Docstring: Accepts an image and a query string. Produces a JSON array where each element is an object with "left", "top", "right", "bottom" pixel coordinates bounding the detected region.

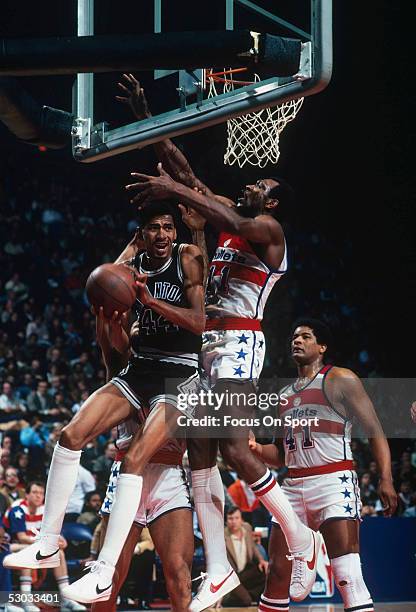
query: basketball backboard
[{"left": 70, "top": 0, "right": 332, "bottom": 162}]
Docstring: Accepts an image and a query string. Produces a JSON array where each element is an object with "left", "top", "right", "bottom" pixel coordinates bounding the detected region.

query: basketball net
[{"left": 207, "top": 68, "right": 303, "bottom": 168}]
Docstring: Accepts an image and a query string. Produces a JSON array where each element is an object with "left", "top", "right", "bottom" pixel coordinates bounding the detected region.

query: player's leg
[
  {"left": 61, "top": 401, "right": 180, "bottom": 603},
  {"left": 187, "top": 435, "right": 241, "bottom": 612},
  {"left": 258, "top": 524, "right": 291, "bottom": 612},
  {"left": 218, "top": 381, "right": 317, "bottom": 550},
  {"left": 218, "top": 379, "right": 320, "bottom": 601},
  {"left": 187, "top": 437, "right": 234, "bottom": 577},
  {"left": 90, "top": 516, "right": 142, "bottom": 612},
  {"left": 150, "top": 509, "right": 194, "bottom": 612},
  {"left": 321, "top": 519, "right": 374, "bottom": 612},
  {"left": 3, "top": 385, "right": 133, "bottom": 571}
]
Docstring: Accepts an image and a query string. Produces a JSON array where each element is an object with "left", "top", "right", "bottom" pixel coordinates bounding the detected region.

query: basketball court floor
[{"left": 117, "top": 605, "right": 416, "bottom": 611}]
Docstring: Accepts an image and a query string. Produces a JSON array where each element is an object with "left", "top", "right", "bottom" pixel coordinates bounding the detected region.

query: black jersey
[{"left": 130, "top": 243, "right": 201, "bottom": 367}]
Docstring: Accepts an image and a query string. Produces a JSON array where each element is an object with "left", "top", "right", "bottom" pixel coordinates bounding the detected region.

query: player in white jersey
[
  {"left": 121, "top": 74, "right": 320, "bottom": 610},
  {"left": 249, "top": 318, "right": 397, "bottom": 612}
]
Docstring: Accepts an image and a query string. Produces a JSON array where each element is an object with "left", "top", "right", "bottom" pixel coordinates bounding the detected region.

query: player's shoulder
[
  {"left": 180, "top": 242, "right": 201, "bottom": 256},
  {"left": 327, "top": 366, "right": 358, "bottom": 379},
  {"left": 255, "top": 214, "right": 285, "bottom": 239},
  {"left": 326, "top": 366, "right": 360, "bottom": 389}
]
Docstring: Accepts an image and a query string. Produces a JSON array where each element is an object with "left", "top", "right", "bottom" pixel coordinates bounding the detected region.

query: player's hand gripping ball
[{"left": 86, "top": 263, "right": 138, "bottom": 318}]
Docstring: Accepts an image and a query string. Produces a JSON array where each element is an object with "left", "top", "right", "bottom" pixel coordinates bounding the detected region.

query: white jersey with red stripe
[
  {"left": 206, "top": 232, "right": 287, "bottom": 323},
  {"left": 279, "top": 365, "right": 353, "bottom": 474}
]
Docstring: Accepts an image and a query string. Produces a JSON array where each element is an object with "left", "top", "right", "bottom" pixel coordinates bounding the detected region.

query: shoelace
[
  {"left": 84, "top": 560, "right": 105, "bottom": 574},
  {"left": 286, "top": 554, "right": 306, "bottom": 583},
  {"left": 191, "top": 572, "right": 208, "bottom": 596}
]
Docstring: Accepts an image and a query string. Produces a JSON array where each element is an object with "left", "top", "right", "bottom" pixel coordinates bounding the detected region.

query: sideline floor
[{"left": 117, "top": 604, "right": 416, "bottom": 611}]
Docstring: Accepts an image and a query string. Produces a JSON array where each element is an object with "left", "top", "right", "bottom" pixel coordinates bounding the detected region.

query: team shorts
[
  {"left": 200, "top": 329, "right": 266, "bottom": 387},
  {"left": 101, "top": 460, "right": 192, "bottom": 527},
  {"left": 111, "top": 356, "right": 199, "bottom": 419},
  {"left": 272, "top": 469, "right": 362, "bottom": 531}
]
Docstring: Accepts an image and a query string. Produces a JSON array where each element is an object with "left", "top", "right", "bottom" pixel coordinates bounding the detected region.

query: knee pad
[{"left": 331, "top": 553, "right": 373, "bottom": 611}]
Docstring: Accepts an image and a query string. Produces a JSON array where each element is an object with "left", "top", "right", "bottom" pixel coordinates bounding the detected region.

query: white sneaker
[
  {"left": 288, "top": 530, "right": 323, "bottom": 602},
  {"left": 2, "top": 539, "right": 60, "bottom": 570},
  {"left": 60, "top": 598, "right": 87, "bottom": 611},
  {"left": 189, "top": 568, "right": 240, "bottom": 612},
  {"left": 4, "top": 605, "right": 24, "bottom": 612},
  {"left": 21, "top": 604, "right": 41, "bottom": 612},
  {"left": 61, "top": 560, "right": 115, "bottom": 603}
]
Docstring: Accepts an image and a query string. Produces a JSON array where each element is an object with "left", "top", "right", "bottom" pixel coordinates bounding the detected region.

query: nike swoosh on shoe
[
  {"left": 209, "top": 570, "right": 234, "bottom": 594},
  {"left": 96, "top": 584, "right": 112, "bottom": 595},
  {"left": 35, "top": 549, "right": 59, "bottom": 561}
]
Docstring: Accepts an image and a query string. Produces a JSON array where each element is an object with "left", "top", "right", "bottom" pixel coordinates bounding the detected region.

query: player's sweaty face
[
  {"left": 142, "top": 214, "right": 176, "bottom": 260},
  {"left": 291, "top": 326, "right": 322, "bottom": 363},
  {"left": 240, "top": 178, "right": 278, "bottom": 212}
]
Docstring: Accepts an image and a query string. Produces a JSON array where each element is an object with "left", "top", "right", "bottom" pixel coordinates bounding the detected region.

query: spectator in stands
[
  {"left": 397, "top": 481, "right": 413, "bottom": 515},
  {"left": 0, "top": 466, "right": 25, "bottom": 508},
  {"left": 15, "top": 451, "right": 31, "bottom": 485},
  {"left": 3, "top": 481, "right": 86, "bottom": 611},
  {"left": 1, "top": 435, "right": 13, "bottom": 453},
  {"left": 0, "top": 510, "right": 12, "bottom": 598},
  {"left": 19, "top": 414, "right": 49, "bottom": 450},
  {"left": 0, "top": 382, "right": 26, "bottom": 414},
  {"left": 368, "top": 460, "right": 379, "bottom": 488},
  {"left": 76, "top": 490, "right": 102, "bottom": 532},
  {"left": 4, "top": 273, "right": 28, "bottom": 303},
  {"left": 26, "top": 380, "right": 57, "bottom": 418},
  {"left": 65, "top": 464, "right": 96, "bottom": 522},
  {"left": 0, "top": 449, "right": 11, "bottom": 471},
  {"left": 16, "top": 373, "right": 35, "bottom": 402},
  {"left": 91, "top": 441, "right": 116, "bottom": 483},
  {"left": 222, "top": 506, "right": 268, "bottom": 607}
]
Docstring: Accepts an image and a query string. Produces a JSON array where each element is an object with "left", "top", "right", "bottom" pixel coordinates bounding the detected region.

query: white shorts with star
[
  {"left": 101, "top": 461, "right": 192, "bottom": 526},
  {"left": 200, "top": 329, "right": 265, "bottom": 387},
  {"left": 271, "top": 469, "right": 362, "bottom": 531}
]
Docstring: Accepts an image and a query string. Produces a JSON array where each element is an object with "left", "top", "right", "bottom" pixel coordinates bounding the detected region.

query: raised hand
[
  {"left": 94, "top": 307, "right": 129, "bottom": 355},
  {"left": 116, "top": 73, "right": 151, "bottom": 120},
  {"left": 126, "top": 163, "right": 177, "bottom": 208}
]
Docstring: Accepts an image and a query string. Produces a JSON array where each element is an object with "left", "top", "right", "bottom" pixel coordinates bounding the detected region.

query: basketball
[{"left": 85, "top": 263, "right": 137, "bottom": 318}]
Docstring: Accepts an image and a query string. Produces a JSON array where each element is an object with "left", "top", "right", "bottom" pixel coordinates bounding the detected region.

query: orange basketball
[{"left": 86, "top": 263, "right": 137, "bottom": 318}]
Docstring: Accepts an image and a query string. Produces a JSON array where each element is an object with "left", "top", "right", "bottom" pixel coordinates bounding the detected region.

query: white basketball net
[{"left": 207, "top": 70, "right": 304, "bottom": 168}]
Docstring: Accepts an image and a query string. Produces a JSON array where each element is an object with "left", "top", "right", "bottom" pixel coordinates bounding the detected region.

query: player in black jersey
[{"left": 4, "top": 203, "right": 205, "bottom": 610}]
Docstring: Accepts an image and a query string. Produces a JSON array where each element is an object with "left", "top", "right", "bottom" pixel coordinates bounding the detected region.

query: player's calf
[
  {"left": 331, "top": 553, "right": 374, "bottom": 612},
  {"left": 163, "top": 559, "right": 191, "bottom": 612}
]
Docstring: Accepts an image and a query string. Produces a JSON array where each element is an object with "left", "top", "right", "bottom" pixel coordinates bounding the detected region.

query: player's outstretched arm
[
  {"left": 328, "top": 367, "right": 398, "bottom": 516},
  {"left": 134, "top": 244, "right": 205, "bottom": 335},
  {"left": 116, "top": 73, "right": 213, "bottom": 195},
  {"left": 126, "top": 164, "right": 284, "bottom": 245},
  {"left": 179, "top": 201, "right": 209, "bottom": 286}
]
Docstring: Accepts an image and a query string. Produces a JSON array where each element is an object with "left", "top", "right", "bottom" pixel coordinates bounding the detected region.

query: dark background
[{"left": 0, "top": 1, "right": 414, "bottom": 376}]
